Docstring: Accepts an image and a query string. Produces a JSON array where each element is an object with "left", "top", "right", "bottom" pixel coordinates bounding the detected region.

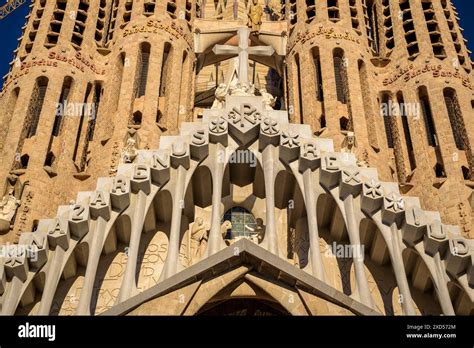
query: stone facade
[{"left": 0, "top": 0, "right": 472, "bottom": 316}]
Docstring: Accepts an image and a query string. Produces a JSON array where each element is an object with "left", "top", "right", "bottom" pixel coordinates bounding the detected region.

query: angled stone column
[
  {"left": 117, "top": 165, "right": 151, "bottom": 303},
  {"left": 37, "top": 217, "right": 73, "bottom": 315},
  {"left": 262, "top": 144, "right": 279, "bottom": 255},
  {"left": 424, "top": 221, "right": 456, "bottom": 315},
  {"left": 161, "top": 142, "right": 190, "bottom": 280},
  {"left": 299, "top": 141, "right": 326, "bottom": 281},
  {"left": 207, "top": 144, "right": 226, "bottom": 256},
  {"left": 337, "top": 165, "right": 373, "bottom": 308},
  {"left": 76, "top": 191, "right": 111, "bottom": 315},
  {"left": 376, "top": 192, "right": 416, "bottom": 315},
  {"left": 2, "top": 246, "right": 29, "bottom": 315}
]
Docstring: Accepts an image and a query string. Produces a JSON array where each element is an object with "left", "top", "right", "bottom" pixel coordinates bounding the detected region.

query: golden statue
[{"left": 247, "top": 0, "right": 263, "bottom": 34}]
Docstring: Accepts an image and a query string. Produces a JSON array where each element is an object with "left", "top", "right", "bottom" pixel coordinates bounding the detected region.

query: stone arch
[
  {"left": 402, "top": 248, "right": 442, "bottom": 315},
  {"left": 316, "top": 193, "right": 348, "bottom": 294},
  {"left": 180, "top": 165, "right": 213, "bottom": 266},
  {"left": 14, "top": 271, "right": 46, "bottom": 315},
  {"left": 275, "top": 169, "right": 308, "bottom": 268},
  {"left": 88, "top": 214, "right": 132, "bottom": 315},
  {"left": 49, "top": 241, "right": 89, "bottom": 315},
  {"left": 447, "top": 281, "right": 474, "bottom": 315},
  {"left": 222, "top": 148, "right": 265, "bottom": 207},
  {"left": 135, "top": 190, "right": 172, "bottom": 291},
  {"left": 358, "top": 218, "right": 403, "bottom": 315}
]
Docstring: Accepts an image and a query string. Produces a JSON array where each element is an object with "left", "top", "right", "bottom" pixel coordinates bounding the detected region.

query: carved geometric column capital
[
  {"left": 4, "top": 246, "right": 28, "bottom": 281},
  {"left": 209, "top": 117, "right": 228, "bottom": 146},
  {"left": 382, "top": 192, "right": 405, "bottom": 225},
  {"left": 423, "top": 220, "right": 449, "bottom": 256},
  {"left": 260, "top": 117, "right": 280, "bottom": 149},
  {"left": 170, "top": 141, "right": 190, "bottom": 169},
  {"left": 89, "top": 190, "right": 111, "bottom": 220},
  {"left": 151, "top": 151, "right": 170, "bottom": 186},
  {"left": 19, "top": 232, "right": 48, "bottom": 270},
  {"left": 190, "top": 129, "right": 209, "bottom": 161},
  {"left": 111, "top": 176, "right": 131, "bottom": 211},
  {"left": 279, "top": 131, "right": 301, "bottom": 163},
  {"left": 445, "top": 238, "right": 471, "bottom": 277},
  {"left": 320, "top": 153, "right": 341, "bottom": 189},
  {"left": 69, "top": 204, "right": 91, "bottom": 238},
  {"left": 402, "top": 206, "right": 428, "bottom": 245},
  {"left": 361, "top": 178, "right": 384, "bottom": 215},
  {"left": 47, "top": 218, "right": 70, "bottom": 250},
  {"left": 131, "top": 164, "right": 151, "bottom": 193},
  {"left": 299, "top": 141, "right": 321, "bottom": 172},
  {"left": 339, "top": 166, "right": 362, "bottom": 198}
]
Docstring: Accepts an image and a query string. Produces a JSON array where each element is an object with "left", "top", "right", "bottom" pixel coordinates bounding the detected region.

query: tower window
[
  {"left": 159, "top": 43, "right": 172, "bottom": 97},
  {"left": 27, "top": 77, "right": 48, "bottom": 138},
  {"left": 419, "top": 92, "right": 438, "bottom": 147},
  {"left": 333, "top": 50, "right": 347, "bottom": 104},
  {"left": 137, "top": 43, "right": 151, "bottom": 98},
  {"left": 444, "top": 89, "right": 466, "bottom": 150}
]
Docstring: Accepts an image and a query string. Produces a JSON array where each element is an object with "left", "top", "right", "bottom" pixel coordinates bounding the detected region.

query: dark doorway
[{"left": 197, "top": 298, "right": 290, "bottom": 316}]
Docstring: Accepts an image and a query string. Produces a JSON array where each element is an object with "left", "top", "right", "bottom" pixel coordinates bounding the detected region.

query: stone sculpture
[
  {"left": 248, "top": 0, "right": 263, "bottom": 33},
  {"left": 121, "top": 128, "right": 140, "bottom": 164},
  {"left": 0, "top": 187, "right": 20, "bottom": 233}
]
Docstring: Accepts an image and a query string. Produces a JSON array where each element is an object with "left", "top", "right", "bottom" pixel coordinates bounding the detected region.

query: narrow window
[
  {"left": 312, "top": 47, "right": 324, "bottom": 102},
  {"left": 444, "top": 88, "right": 466, "bottom": 150},
  {"left": 159, "top": 43, "right": 172, "bottom": 97},
  {"left": 137, "top": 43, "right": 151, "bottom": 98},
  {"left": 397, "top": 92, "right": 416, "bottom": 171},
  {"left": 333, "top": 50, "right": 347, "bottom": 104},
  {"left": 27, "top": 77, "right": 48, "bottom": 138},
  {"left": 295, "top": 54, "right": 304, "bottom": 123}
]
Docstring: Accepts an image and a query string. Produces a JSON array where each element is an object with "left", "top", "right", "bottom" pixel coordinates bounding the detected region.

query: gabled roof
[{"left": 103, "top": 239, "right": 380, "bottom": 316}]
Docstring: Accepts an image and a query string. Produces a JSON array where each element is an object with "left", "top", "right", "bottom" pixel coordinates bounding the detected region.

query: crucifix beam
[{"left": 212, "top": 27, "right": 275, "bottom": 85}]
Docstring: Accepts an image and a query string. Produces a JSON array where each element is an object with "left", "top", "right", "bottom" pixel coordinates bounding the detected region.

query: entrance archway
[{"left": 197, "top": 298, "right": 290, "bottom": 316}]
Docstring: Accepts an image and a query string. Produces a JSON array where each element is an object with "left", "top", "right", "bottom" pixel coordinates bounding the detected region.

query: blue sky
[{"left": 0, "top": 0, "right": 473, "bottom": 82}]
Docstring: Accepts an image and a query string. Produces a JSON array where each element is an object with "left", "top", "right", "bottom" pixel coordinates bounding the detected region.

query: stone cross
[{"left": 212, "top": 27, "right": 275, "bottom": 86}]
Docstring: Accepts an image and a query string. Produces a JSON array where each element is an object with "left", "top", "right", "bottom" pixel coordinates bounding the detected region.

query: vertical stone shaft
[
  {"left": 262, "top": 146, "right": 278, "bottom": 255},
  {"left": 342, "top": 195, "right": 373, "bottom": 308},
  {"left": 162, "top": 165, "right": 187, "bottom": 279},
  {"left": 207, "top": 144, "right": 225, "bottom": 256},
  {"left": 37, "top": 247, "right": 67, "bottom": 315},
  {"left": 433, "top": 253, "right": 456, "bottom": 315},
  {"left": 117, "top": 190, "right": 147, "bottom": 303},
  {"left": 302, "top": 170, "right": 326, "bottom": 281},
  {"left": 389, "top": 222, "right": 416, "bottom": 315},
  {"left": 76, "top": 217, "right": 108, "bottom": 315}
]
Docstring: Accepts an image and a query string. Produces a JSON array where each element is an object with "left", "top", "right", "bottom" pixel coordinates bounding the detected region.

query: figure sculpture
[
  {"left": 0, "top": 187, "right": 20, "bottom": 233},
  {"left": 189, "top": 217, "right": 210, "bottom": 263},
  {"left": 211, "top": 83, "right": 227, "bottom": 110},
  {"left": 260, "top": 87, "right": 277, "bottom": 110},
  {"left": 247, "top": 0, "right": 263, "bottom": 34},
  {"left": 121, "top": 128, "right": 140, "bottom": 163}
]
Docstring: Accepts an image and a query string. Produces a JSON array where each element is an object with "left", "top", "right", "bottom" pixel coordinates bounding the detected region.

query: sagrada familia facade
[{"left": 0, "top": 0, "right": 472, "bottom": 316}]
